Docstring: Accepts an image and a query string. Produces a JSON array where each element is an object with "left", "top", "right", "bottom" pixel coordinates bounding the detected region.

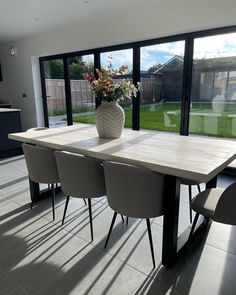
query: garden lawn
[{"left": 72, "top": 102, "right": 236, "bottom": 138}]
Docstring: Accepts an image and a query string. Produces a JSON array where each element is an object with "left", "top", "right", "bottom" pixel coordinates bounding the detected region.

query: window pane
[
  {"left": 190, "top": 32, "right": 236, "bottom": 138},
  {"left": 43, "top": 59, "right": 67, "bottom": 128},
  {"left": 101, "top": 49, "right": 133, "bottom": 128},
  {"left": 140, "top": 41, "right": 185, "bottom": 132},
  {"left": 68, "top": 55, "right": 95, "bottom": 125}
]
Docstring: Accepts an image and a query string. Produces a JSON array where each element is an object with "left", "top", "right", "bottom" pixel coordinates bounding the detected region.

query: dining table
[{"left": 8, "top": 123, "right": 236, "bottom": 267}]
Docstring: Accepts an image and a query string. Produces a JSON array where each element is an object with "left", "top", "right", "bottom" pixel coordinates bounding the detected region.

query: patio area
[{"left": 1, "top": 155, "right": 236, "bottom": 295}]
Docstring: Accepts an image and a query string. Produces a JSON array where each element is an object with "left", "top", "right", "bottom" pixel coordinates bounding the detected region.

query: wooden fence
[{"left": 46, "top": 78, "right": 161, "bottom": 112}]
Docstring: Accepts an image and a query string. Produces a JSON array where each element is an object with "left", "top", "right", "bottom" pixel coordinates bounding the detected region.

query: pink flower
[{"left": 83, "top": 72, "right": 95, "bottom": 83}]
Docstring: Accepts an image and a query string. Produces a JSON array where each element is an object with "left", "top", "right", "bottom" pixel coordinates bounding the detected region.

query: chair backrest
[
  {"left": 55, "top": 151, "right": 106, "bottom": 198},
  {"left": 214, "top": 182, "right": 236, "bottom": 225},
  {"left": 103, "top": 161, "right": 164, "bottom": 218},
  {"left": 23, "top": 143, "right": 59, "bottom": 184}
]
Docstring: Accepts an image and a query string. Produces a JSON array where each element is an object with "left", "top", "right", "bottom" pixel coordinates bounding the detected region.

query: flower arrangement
[{"left": 83, "top": 60, "right": 141, "bottom": 102}]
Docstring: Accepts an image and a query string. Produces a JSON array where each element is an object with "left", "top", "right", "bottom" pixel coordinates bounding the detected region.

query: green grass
[
  {"left": 48, "top": 106, "right": 94, "bottom": 116},
  {"left": 72, "top": 103, "right": 181, "bottom": 129},
  {"left": 69, "top": 102, "right": 236, "bottom": 138}
]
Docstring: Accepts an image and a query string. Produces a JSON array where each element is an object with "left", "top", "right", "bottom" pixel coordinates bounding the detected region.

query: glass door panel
[
  {"left": 190, "top": 32, "right": 236, "bottom": 138},
  {"left": 101, "top": 49, "right": 133, "bottom": 128},
  {"left": 42, "top": 59, "right": 67, "bottom": 127},
  {"left": 140, "top": 41, "right": 185, "bottom": 132},
  {"left": 68, "top": 55, "right": 95, "bottom": 125}
]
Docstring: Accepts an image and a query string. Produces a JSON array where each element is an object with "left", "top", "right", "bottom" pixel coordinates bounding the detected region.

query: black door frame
[{"left": 39, "top": 25, "right": 236, "bottom": 132}]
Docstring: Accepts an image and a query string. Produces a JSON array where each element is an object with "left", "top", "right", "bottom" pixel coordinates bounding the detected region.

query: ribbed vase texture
[{"left": 95, "top": 101, "right": 125, "bottom": 139}]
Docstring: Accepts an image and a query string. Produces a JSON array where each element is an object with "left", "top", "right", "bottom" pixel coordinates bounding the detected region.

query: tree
[
  {"left": 147, "top": 63, "right": 162, "bottom": 73},
  {"left": 44, "top": 57, "right": 94, "bottom": 80},
  {"left": 44, "top": 59, "right": 64, "bottom": 79},
  {"left": 70, "top": 60, "right": 94, "bottom": 80}
]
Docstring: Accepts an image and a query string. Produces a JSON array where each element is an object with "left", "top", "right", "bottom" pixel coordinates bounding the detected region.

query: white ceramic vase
[{"left": 95, "top": 101, "right": 125, "bottom": 139}]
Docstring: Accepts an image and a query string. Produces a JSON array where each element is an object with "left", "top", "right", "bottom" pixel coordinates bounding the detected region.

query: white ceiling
[{"left": 0, "top": 0, "right": 162, "bottom": 43}]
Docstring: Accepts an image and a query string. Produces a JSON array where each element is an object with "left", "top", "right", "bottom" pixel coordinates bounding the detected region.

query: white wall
[
  {"left": 0, "top": 82, "right": 7, "bottom": 101},
  {"left": 1, "top": 0, "right": 236, "bottom": 130}
]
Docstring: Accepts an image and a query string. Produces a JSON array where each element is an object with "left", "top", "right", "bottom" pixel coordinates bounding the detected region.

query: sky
[{"left": 82, "top": 32, "right": 236, "bottom": 72}]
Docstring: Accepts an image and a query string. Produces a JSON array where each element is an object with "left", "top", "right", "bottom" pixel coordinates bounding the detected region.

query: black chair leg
[
  {"left": 126, "top": 216, "right": 129, "bottom": 225},
  {"left": 121, "top": 215, "right": 124, "bottom": 223},
  {"left": 188, "top": 185, "right": 193, "bottom": 223},
  {"left": 83, "top": 198, "right": 87, "bottom": 206},
  {"left": 104, "top": 212, "right": 117, "bottom": 249},
  {"left": 189, "top": 213, "right": 200, "bottom": 239},
  {"left": 30, "top": 182, "right": 34, "bottom": 209},
  {"left": 146, "top": 219, "right": 155, "bottom": 268},
  {"left": 88, "top": 198, "right": 93, "bottom": 242},
  {"left": 197, "top": 184, "right": 201, "bottom": 193},
  {"left": 62, "top": 196, "right": 70, "bottom": 225},
  {"left": 29, "top": 178, "right": 34, "bottom": 209},
  {"left": 51, "top": 183, "right": 55, "bottom": 221}
]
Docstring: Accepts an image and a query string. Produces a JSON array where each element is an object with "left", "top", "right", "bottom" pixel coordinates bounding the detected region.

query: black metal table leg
[
  {"left": 29, "top": 178, "right": 40, "bottom": 203},
  {"left": 162, "top": 175, "right": 181, "bottom": 267},
  {"left": 162, "top": 174, "right": 218, "bottom": 268},
  {"left": 29, "top": 179, "right": 61, "bottom": 204},
  {"left": 206, "top": 175, "right": 217, "bottom": 189}
]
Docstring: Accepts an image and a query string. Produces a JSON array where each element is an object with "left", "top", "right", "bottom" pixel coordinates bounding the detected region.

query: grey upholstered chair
[
  {"left": 22, "top": 143, "right": 60, "bottom": 220},
  {"left": 103, "top": 161, "right": 164, "bottom": 268},
  {"left": 189, "top": 182, "right": 236, "bottom": 238},
  {"left": 27, "top": 127, "right": 52, "bottom": 190},
  {"left": 54, "top": 151, "right": 106, "bottom": 241},
  {"left": 181, "top": 178, "right": 202, "bottom": 223}
]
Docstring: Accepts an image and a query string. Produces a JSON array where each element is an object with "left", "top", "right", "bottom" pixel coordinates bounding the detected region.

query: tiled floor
[{"left": 1, "top": 155, "right": 236, "bottom": 294}]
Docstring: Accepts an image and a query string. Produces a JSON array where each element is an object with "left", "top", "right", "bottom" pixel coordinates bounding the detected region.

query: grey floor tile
[
  {"left": 134, "top": 280, "right": 183, "bottom": 295},
  {"left": 8, "top": 189, "right": 32, "bottom": 207},
  {"left": 1, "top": 156, "right": 236, "bottom": 295},
  {"left": 100, "top": 219, "right": 164, "bottom": 274},
  {"left": 0, "top": 167, "right": 26, "bottom": 187},
  {"left": 132, "top": 257, "right": 185, "bottom": 295},
  {"left": 29, "top": 244, "right": 147, "bottom": 295},
  {"left": 6, "top": 287, "right": 27, "bottom": 295},
  {"left": 0, "top": 199, "right": 20, "bottom": 219},
  {"left": 0, "top": 269, "right": 19, "bottom": 295},
  {"left": 4, "top": 233, "right": 90, "bottom": 292},
  {"left": 31, "top": 196, "right": 162, "bottom": 275},
  {"left": 0, "top": 177, "right": 29, "bottom": 199},
  {"left": 32, "top": 193, "right": 85, "bottom": 224},
  {"left": 0, "top": 156, "right": 28, "bottom": 175},
  {"left": 0, "top": 191, "right": 5, "bottom": 199},
  {"left": 52, "top": 198, "right": 159, "bottom": 274},
  {"left": 175, "top": 241, "right": 236, "bottom": 295},
  {"left": 205, "top": 221, "right": 236, "bottom": 255}
]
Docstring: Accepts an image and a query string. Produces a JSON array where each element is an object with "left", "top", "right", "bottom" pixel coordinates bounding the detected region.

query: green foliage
[
  {"left": 69, "top": 63, "right": 83, "bottom": 79},
  {"left": 44, "top": 57, "right": 94, "bottom": 80},
  {"left": 44, "top": 59, "right": 64, "bottom": 79},
  {"left": 70, "top": 60, "right": 94, "bottom": 80}
]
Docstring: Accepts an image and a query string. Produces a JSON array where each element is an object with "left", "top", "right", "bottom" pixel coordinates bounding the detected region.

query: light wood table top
[{"left": 9, "top": 124, "right": 236, "bottom": 182}]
